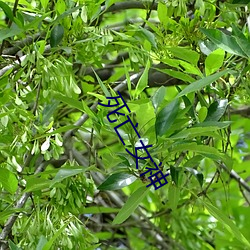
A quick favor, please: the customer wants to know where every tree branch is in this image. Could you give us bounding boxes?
[2,32,46,56]
[219,163,250,193]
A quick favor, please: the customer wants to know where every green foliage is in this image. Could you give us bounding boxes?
[1,0,250,249]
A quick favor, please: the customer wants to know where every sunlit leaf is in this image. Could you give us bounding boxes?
[134,59,151,98]
[205,49,225,75]
[0,168,18,194]
[151,86,166,112]
[98,172,137,190]
[168,47,200,65]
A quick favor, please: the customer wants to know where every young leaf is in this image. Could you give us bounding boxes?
[0,168,18,194]
[50,166,86,186]
[151,86,166,112]
[24,177,52,192]
[53,92,84,112]
[157,1,168,24]
[98,172,137,191]
[42,223,69,250]
[50,24,64,47]
[93,70,111,97]
[134,59,150,98]
[112,185,149,224]
[155,99,179,137]
[168,47,200,65]
[198,106,208,122]
[168,183,180,211]
[205,49,225,75]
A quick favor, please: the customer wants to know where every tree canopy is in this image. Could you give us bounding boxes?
[0,0,250,249]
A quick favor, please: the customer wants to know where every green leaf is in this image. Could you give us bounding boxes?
[170,165,181,186]
[168,47,200,65]
[200,28,247,58]
[203,201,250,248]
[232,0,250,4]
[93,70,111,97]
[41,101,60,125]
[156,67,195,83]
[98,172,137,191]
[0,209,23,223]
[168,183,180,210]
[178,61,203,76]
[0,2,14,21]
[184,155,203,168]
[24,177,51,192]
[50,24,64,47]
[40,0,49,9]
[155,99,179,137]
[198,106,208,122]
[0,168,18,194]
[80,206,120,214]
[170,126,220,139]
[170,143,229,165]
[185,167,204,187]
[134,59,151,98]
[0,26,23,42]
[138,27,157,48]
[42,223,69,250]
[53,92,84,112]
[205,99,228,122]
[157,1,168,24]
[234,36,250,58]
[194,121,231,129]
[51,166,86,186]
[8,241,21,250]
[151,86,166,111]
[36,235,48,250]
[176,70,231,98]
[205,49,225,75]
[112,185,149,224]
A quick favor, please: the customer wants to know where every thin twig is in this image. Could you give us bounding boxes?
[141,0,156,28]
[219,163,250,193]
[32,80,42,115]
[0,0,20,55]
